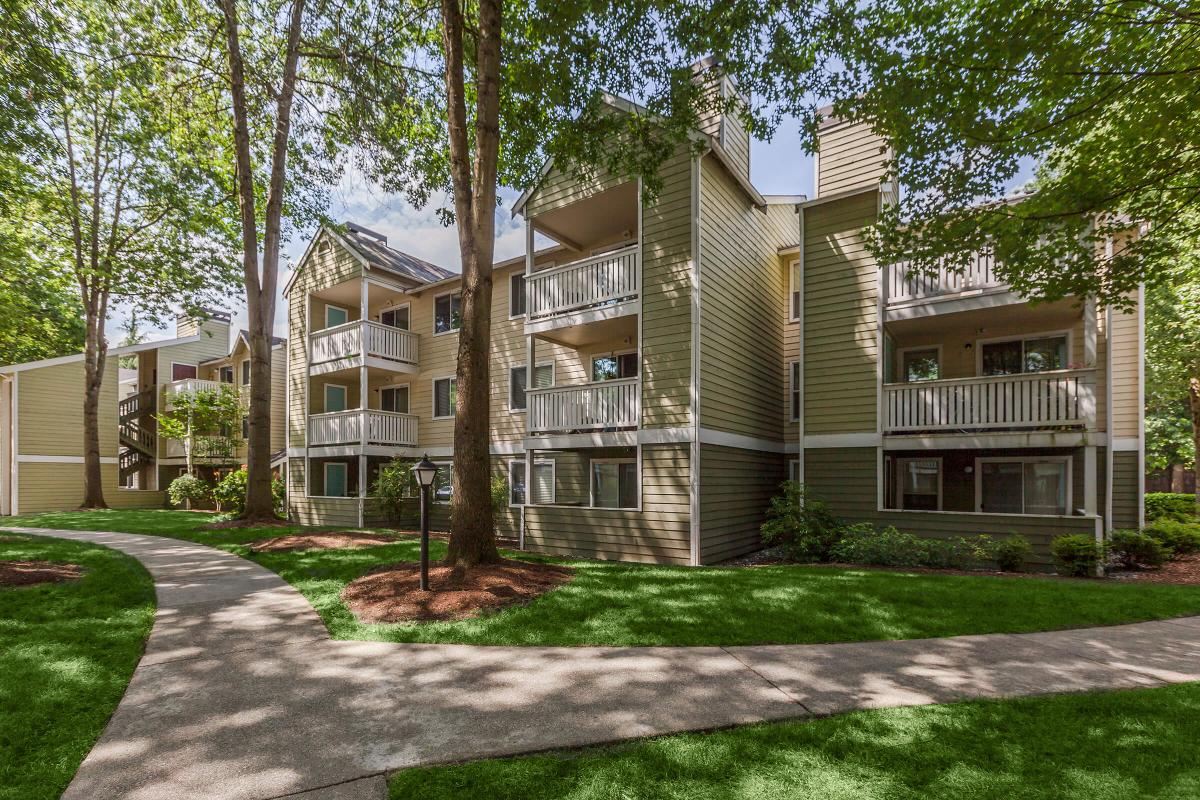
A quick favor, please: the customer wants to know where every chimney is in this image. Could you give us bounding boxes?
[814,107,892,199]
[691,57,750,184]
[176,308,231,341]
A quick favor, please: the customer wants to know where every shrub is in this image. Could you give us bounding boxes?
[829,527,982,570]
[761,482,845,562]
[1051,534,1107,577]
[1144,492,1199,522]
[990,534,1032,572]
[1143,519,1200,556]
[272,474,286,516]
[213,469,287,517]
[1110,529,1171,569]
[371,458,417,525]
[167,474,210,508]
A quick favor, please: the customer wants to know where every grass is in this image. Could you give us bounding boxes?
[8,509,1200,647]
[387,682,1200,799]
[0,533,155,800]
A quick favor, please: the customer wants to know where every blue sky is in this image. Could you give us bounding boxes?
[111,123,815,346]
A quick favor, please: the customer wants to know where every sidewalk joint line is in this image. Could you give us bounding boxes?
[720,646,813,713]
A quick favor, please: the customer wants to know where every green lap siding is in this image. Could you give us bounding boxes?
[1111,451,1141,530]
[698,444,786,564]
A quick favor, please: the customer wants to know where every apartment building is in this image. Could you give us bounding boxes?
[0,312,288,514]
[285,82,1144,566]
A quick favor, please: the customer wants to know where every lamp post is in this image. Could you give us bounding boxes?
[412,455,438,592]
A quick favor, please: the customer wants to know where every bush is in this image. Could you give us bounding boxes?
[761,482,846,562]
[829,527,983,570]
[1051,534,1107,577]
[1143,519,1200,556]
[491,474,509,515]
[1110,529,1171,569]
[213,469,287,517]
[1145,492,1198,522]
[990,534,1032,572]
[167,473,210,508]
[371,458,417,525]
[272,474,286,516]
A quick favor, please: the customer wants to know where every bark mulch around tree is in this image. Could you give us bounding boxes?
[249,533,403,552]
[204,517,293,530]
[0,560,86,588]
[341,559,575,623]
[1113,554,1200,586]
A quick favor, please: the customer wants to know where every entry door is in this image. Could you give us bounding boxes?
[324,462,348,497]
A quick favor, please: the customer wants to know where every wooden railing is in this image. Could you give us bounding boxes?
[309,320,418,367]
[163,436,240,461]
[885,249,1004,304]
[527,244,640,321]
[164,378,226,398]
[527,378,639,434]
[883,370,1096,433]
[308,409,418,447]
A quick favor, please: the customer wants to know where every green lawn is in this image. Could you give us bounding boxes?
[388,682,1200,799]
[8,509,1200,647]
[0,533,155,800]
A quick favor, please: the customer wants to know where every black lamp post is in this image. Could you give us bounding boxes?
[412,455,438,591]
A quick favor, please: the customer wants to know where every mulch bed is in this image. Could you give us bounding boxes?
[0,560,86,588]
[341,559,575,623]
[1112,554,1200,586]
[205,518,293,530]
[249,532,402,552]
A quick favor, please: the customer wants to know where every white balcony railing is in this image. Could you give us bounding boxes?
[164,378,225,398]
[308,409,418,447]
[527,244,640,321]
[163,435,240,461]
[885,249,1004,304]
[884,370,1096,433]
[527,378,639,434]
[309,320,418,367]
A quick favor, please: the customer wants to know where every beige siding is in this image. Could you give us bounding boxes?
[17,361,121,457]
[523,444,691,564]
[817,119,890,197]
[698,158,795,439]
[803,192,880,434]
[698,444,786,563]
[1108,296,1141,439]
[525,164,625,219]
[287,460,362,527]
[1111,451,1140,529]
[17,462,164,514]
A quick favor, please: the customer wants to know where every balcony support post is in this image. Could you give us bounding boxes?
[1083,445,1097,517]
[1083,296,1098,368]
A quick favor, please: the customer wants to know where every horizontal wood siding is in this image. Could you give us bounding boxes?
[523,444,691,564]
[698,444,786,563]
[817,119,889,197]
[803,192,880,434]
[525,163,624,218]
[18,361,120,456]
[1111,451,1140,529]
[17,462,164,513]
[1108,296,1141,439]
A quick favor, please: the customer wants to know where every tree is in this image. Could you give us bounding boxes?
[806,0,1200,308]
[15,1,240,508]
[0,221,84,364]
[155,385,243,477]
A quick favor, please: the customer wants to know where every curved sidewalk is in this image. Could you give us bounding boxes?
[9,526,1200,800]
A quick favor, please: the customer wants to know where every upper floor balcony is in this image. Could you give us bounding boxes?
[309,320,418,376]
[524,244,640,335]
[308,408,418,449]
[526,377,640,436]
[884,250,1023,320]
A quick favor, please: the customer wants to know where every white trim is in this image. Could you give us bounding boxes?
[804,432,882,449]
[1111,437,1139,452]
[884,431,1105,451]
[323,383,349,413]
[522,299,640,336]
[7,372,17,514]
[323,303,350,330]
[1104,281,1114,533]
[169,361,199,382]
[509,362,554,413]
[378,383,410,415]
[1137,282,1146,528]
[698,428,785,453]
[788,258,801,322]
[432,290,462,336]
[974,455,1073,515]
[796,183,878,210]
[588,456,639,509]
[788,459,800,483]
[431,375,457,419]
[0,334,204,374]
[885,288,1026,321]
[16,455,119,464]
[974,328,1073,375]
[690,158,702,566]
[795,207,805,486]
[490,441,524,456]
[882,507,1098,521]
[377,302,412,331]
[894,456,944,511]
[589,350,638,383]
[509,456,556,507]
[895,344,943,383]
[508,271,528,320]
[639,427,693,445]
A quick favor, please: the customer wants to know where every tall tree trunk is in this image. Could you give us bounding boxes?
[80,314,107,508]
[442,0,502,568]
[1189,375,1200,510]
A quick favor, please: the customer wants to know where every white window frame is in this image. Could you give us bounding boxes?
[379,383,410,414]
[788,459,800,483]
[509,362,554,412]
[433,291,462,336]
[508,457,556,506]
[894,457,944,511]
[588,457,638,509]
[322,461,349,498]
[975,329,1073,376]
[323,303,350,329]
[788,360,801,422]
[896,345,943,383]
[508,271,527,319]
[323,383,348,413]
[240,358,252,386]
[590,350,638,383]
[974,455,1073,516]
[788,259,801,322]
[432,376,457,419]
[378,302,411,331]
[432,459,453,504]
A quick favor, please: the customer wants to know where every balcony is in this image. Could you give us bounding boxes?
[525,245,640,333]
[308,409,418,448]
[163,435,240,461]
[883,369,1096,434]
[309,320,418,375]
[164,378,227,399]
[527,378,639,435]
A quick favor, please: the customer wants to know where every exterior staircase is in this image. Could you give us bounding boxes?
[118,389,156,483]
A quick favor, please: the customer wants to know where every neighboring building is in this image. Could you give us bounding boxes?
[0,312,289,514]
[284,76,1144,567]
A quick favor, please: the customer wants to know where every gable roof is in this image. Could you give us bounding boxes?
[340,223,457,284]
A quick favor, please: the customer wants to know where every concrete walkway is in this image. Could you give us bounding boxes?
[9,527,1200,800]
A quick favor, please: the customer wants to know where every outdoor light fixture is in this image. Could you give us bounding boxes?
[412,455,438,591]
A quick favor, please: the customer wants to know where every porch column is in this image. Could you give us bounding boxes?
[1083,445,1097,516]
[1083,296,1098,367]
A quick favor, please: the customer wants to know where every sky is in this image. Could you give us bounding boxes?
[107,121,816,348]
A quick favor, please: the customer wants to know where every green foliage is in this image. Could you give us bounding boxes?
[155,386,243,467]
[1145,493,1199,523]
[830,527,994,570]
[0,234,83,365]
[990,535,1032,573]
[490,474,509,515]
[166,473,210,508]
[1143,519,1200,557]
[213,469,284,517]
[761,482,846,562]
[1110,530,1171,570]
[372,458,417,525]
[1051,534,1107,577]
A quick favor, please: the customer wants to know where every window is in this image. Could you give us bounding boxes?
[509,364,553,411]
[433,377,457,418]
[323,462,348,497]
[511,459,555,505]
[978,458,1070,515]
[433,460,453,503]
[788,459,800,483]
[380,306,410,330]
[324,384,347,413]
[981,334,1068,376]
[171,363,197,381]
[380,385,409,414]
[789,361,800,421]
[895,458,942,510]
[591,352,638,382]
[591,459,637,509]
[789,260,801,321]
[510,273,526,317]
[324,304,349,328]
[241,416,249,439]
[434,292,461,334]
[219,365,234,384]
[241,359,251,385]
[901,348,940,382]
